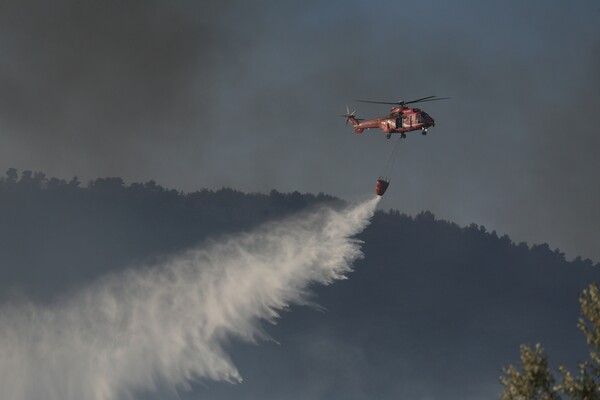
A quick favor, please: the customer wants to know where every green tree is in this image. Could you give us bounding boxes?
[500,283,600,400]
[557,283,600,400]
[500,344,559,400]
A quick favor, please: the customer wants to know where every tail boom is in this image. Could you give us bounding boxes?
[347,116,364,133]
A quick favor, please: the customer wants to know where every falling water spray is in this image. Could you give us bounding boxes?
[0,197,380,400]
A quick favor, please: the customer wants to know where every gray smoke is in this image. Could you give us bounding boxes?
[0,197,379,400]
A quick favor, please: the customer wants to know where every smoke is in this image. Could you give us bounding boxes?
[0,197,379,400]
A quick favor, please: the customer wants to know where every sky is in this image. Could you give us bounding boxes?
[0,0,599,261]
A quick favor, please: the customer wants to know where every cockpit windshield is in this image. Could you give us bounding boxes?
[415,112,433,124]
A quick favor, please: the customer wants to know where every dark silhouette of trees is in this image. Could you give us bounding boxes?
[0,168,340,298]
[5,168,17,183]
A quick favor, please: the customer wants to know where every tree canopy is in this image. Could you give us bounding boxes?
[501,283,600,400]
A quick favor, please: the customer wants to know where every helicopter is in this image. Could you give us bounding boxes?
[343,96,449,139]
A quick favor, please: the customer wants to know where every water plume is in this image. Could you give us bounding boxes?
[0,197,380,400]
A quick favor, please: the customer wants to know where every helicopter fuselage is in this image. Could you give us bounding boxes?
[349,106,435,136]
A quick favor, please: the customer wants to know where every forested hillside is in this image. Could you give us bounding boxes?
[0,169,338,298]
[0,168,597,400]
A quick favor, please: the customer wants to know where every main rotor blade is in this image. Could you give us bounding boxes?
[355,96,450,106]
[355,99,399,105]
[403,95,437,104]
[404,96,450,105]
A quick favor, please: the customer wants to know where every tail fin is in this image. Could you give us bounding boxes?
[347,116,364,133]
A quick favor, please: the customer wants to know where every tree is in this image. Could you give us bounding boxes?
[500,283,600,400]
[557,283,600,400]
[5,167,18,183]
[500,344,559,400]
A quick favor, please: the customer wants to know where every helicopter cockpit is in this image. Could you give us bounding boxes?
[417,112,433,124]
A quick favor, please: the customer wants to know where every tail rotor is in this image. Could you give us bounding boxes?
[342,105,357,125]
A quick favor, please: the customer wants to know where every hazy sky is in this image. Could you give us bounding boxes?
[1,0,598,260]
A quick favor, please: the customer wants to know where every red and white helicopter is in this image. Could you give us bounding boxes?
[344,96,449,139]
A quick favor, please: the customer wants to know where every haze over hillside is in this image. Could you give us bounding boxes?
[0,169,597,400]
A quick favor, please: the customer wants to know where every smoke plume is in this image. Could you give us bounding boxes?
[0,197,379,400]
